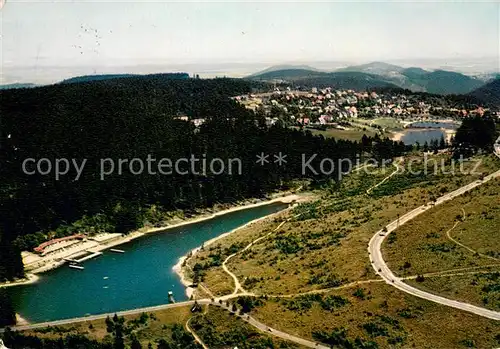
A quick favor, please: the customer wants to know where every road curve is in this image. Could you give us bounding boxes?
[369,168,500,321]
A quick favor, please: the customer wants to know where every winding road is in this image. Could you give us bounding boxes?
[368,167,500,320]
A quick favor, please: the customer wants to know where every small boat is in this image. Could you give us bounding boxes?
[69,264,84,270]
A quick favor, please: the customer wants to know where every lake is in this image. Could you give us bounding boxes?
[401,129,446,146]
[9,202,289,323]
[400,121,459,145]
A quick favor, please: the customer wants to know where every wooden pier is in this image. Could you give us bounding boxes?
[64,250,103,269]
[110,249,125,253]
[76,251,103,262]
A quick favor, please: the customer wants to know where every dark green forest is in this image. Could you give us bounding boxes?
[0,75,405,283]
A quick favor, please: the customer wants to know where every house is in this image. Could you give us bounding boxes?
[191,118,206,127]
[265,117,279,126]
[319,114,333,124]
[174,115,189,122]
[349,106,358,118]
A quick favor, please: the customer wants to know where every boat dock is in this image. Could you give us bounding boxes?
[76,251,103,262]
[64,251,103,268]
[69,264,85,270]
[110,249,125,253]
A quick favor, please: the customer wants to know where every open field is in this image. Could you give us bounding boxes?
[181,209,296,298]
[356,117,406,131]
[307,127,380,141]
[406,271,500,311]
[20,306,194,347]
[383,176,500,277]
[247,282,500,349]
[190,305,306,348]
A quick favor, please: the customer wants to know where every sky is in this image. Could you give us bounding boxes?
[0,0,499,83]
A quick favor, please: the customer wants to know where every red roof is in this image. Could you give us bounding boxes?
[34,234,85,253]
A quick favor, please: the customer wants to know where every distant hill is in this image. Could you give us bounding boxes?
[59,73,190,84]
[336,61,405,76]
[248,69,324,81]
[294,72,401,90]
[247,65,323,78]
[59,74,138,84]
[0,83,37,90]
[335,62,422,91]
[468,78,500,107]
[248,69,399,90]
[474,72,500,83]
[400,67,429,77]
[249,62,487,94]
[402,70,484,95]
[336,62,484,94]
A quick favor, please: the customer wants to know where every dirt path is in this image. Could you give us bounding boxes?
[366,160,401,195]
[445,208,500,262]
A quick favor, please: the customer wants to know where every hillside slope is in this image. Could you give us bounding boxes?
[248,69,399,90]
[468,78,500,107]
[59,73,189,84]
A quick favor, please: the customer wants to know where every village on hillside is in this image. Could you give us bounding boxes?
[233,87,498,129]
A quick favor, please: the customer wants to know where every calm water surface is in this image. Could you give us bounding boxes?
[401,130,446,145]
[9,202,288,323]
[401,121,459,145]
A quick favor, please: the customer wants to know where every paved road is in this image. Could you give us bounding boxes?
[3,298,327,349]
[368,167,500,321]
[2,300,202,333]
[217,304,329,349]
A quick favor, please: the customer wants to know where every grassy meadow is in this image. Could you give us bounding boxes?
[247,282,500,349]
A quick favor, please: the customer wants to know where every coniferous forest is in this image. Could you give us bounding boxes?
[0,75,406,282]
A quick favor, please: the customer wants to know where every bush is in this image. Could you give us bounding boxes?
[353,287,366,300]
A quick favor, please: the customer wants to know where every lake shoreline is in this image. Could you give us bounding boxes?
[173,194,306,299]
[391,128,456,144]
[0,192,301,289]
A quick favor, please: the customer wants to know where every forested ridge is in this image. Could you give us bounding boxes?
[0,75,405,282]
